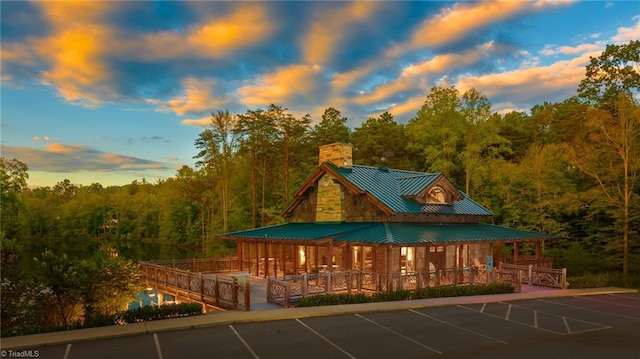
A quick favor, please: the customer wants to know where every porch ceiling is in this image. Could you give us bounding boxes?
[218,222,559,245]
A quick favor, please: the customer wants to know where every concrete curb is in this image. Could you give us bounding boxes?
[1,287,636,350]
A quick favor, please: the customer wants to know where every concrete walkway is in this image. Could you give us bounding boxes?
[1,285,636,351]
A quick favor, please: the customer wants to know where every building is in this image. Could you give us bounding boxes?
[218,143,558,287]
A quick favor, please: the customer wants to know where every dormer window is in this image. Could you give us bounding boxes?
[426,186,447,204]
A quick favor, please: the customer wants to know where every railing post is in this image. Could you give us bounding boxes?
[245,279,251,311]
[232,277,238,309]
[562,268,567,289]
[199,273,205,303]
[214,275,220,308]
[435,270,441,286]
[528,264,533,284]
[347,271,352,294]
[327,272,332,293]
[285,281,292,309]
[417,271,422,289]
[302,273,308,297]
[516,270,522,292]
[470,267,475,285]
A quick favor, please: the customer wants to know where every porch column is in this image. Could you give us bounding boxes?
[237,239,243,272]
[263,242,268,278]
[280,243,285,278]
[328,241,334,272]
[494,242,501,268]
[513,242,519,264]
[535,241,541,260]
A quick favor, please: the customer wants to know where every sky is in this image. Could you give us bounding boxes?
[1,1,639,188]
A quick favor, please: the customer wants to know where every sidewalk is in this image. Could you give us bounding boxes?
[1,286,636,350]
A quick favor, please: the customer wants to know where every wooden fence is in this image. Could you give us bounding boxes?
[139,260,250,311]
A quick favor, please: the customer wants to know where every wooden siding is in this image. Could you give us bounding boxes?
[344,191,386,222]
[289,187,317,222]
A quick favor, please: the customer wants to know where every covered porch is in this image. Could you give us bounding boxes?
[222,222,558,282]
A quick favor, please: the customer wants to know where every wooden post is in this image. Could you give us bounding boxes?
[199,272,204,303]
[285,281,292,309]
[245,279,251,311]
[280,243,285,278]
[513,242,519,264]
[232,277,238,310]
[302,272,308,297]
[214,275,220,308]
[535,241,541,261]
[263,242,268,278]
[238,239,243,272]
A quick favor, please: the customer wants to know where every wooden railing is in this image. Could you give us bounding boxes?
[143,257,240,273]
[139,261,250,311]
[498,263,567,289]
[267,267,492,307]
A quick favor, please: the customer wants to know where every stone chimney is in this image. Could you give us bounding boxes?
[318,142,352,168]
[316,143,351,222]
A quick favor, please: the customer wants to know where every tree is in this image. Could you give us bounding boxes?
[567,93,640,274]
[0,158,29,239]
[351,111,410,168]
[194,110,239,232]
[235,108,279,227]
[459,88,510,196]
[578,40,639,109]
[406,86,464,183]
[270,104,311,205]
[312,107,351,147]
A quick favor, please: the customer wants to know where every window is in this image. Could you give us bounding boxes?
[426,186,446,203]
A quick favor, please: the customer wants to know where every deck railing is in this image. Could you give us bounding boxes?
[267,267,493,307]
[498,263,567,289]
[139,260,250,311]
[143,257,240,273]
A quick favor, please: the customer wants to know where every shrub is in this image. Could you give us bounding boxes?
[295,283,515,307]
[568,272,640,289]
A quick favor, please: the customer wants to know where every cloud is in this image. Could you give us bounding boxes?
[455,51,597,112]
[612,16,640,43]
[387,1,564,57]
[151,77,227,116]
[181,116,212,128]
[136,4,274,61]
[0,144,169,173]
[302,2,381,65]
[238,64,324,106]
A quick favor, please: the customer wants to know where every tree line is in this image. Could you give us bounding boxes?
[0,40,638,334]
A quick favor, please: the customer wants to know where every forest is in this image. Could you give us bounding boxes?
[1,41,638,335]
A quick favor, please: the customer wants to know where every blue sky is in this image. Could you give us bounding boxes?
[1,1,638,188]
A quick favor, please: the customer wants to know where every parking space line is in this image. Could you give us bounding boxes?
[409,309,507,344]
[480,303,486,313]
[608,293,640,301]
[296,319,357,359]
[534,311,538,328]
[229,324,260,359]
[458,304,564,335]
[505,304,512,320]
[562,317,571,334]
[63,343,72,359]
[153,333,164,359]
[355,313,442,354]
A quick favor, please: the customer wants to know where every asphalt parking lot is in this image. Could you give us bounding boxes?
[17,292,638,359]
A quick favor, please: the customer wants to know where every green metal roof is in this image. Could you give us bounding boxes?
[328,163,493,216]
[219,222,557,244]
